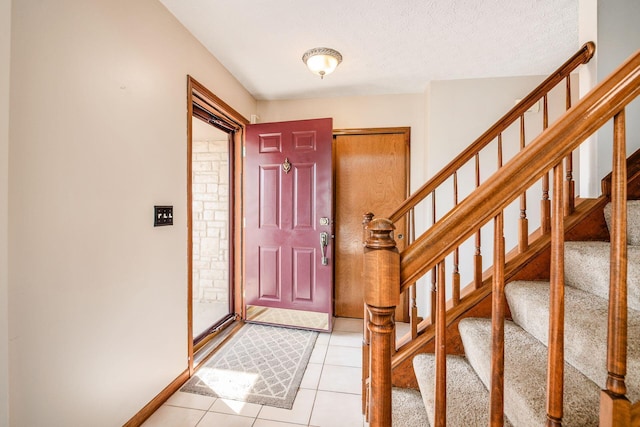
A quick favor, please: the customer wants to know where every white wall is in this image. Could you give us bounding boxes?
[8,0,255,426]
[0,0,10,425]
[579,0,640,196]
[257,93,427,197]
[595,0,640,184]
[578,0,599,197]
[422,75,574,312]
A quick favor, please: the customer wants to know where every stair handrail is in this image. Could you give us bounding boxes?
[388,41,595,225]
[364,46,640,427]
[399,48,640,290]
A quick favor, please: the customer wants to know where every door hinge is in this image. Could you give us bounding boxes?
[242,145,246,157]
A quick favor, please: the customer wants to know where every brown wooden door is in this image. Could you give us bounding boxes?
[245,118,334,331]
[334,128,410,319]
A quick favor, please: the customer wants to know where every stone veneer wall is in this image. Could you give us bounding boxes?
[192,138,229,305]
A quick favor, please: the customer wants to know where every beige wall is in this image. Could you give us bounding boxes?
[595,0,640,186]
[419,74,575,314]
[0,0,10,425]
[8,0,255,425]
[579,0,640,197]
[426,75,574,174]
[578,0,599,197]
[257,93,427,196]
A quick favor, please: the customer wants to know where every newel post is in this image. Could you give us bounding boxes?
[364,218,400,427]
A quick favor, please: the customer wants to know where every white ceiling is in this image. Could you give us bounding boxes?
[159,0,579,101]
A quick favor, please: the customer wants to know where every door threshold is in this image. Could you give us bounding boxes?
[245,305,332,332]
[193,318,243,369]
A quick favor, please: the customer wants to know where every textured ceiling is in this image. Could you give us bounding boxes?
[159,0,579,101]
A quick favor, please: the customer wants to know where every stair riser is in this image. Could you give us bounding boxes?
[564,242,640,311]
[413,354,511,426]
[459,318,600,427]
[506,280,640,402]
[603,200,640,246]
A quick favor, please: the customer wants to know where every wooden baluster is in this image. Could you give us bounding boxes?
[490,138,506,424]
[452,171,460,306]
[364,218,399,427]
[541,95,551,234]
[474,153,483,289]
[434,261,447,427]
[564,76,576,215]
[542,172,551,233]
[490,211,505,426]
[600,109,631,427]
[565,74,572,108]
[547,161,565,426]
[473,230,482,289]
[474,233,482,290]
[519,115,529,252]
[410,284,418,339]
[430,270,437,324]
[409,206,415,244]
[430,192,437,324]
[409,208,419,339]
[361,212,374,418]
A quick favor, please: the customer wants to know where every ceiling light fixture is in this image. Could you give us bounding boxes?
[302,47,343,79]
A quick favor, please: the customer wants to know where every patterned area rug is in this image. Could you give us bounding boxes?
[181,323,318,409]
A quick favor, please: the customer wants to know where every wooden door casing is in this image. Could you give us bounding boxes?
[334,128,410,319]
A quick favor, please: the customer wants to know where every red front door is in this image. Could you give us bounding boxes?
[245,118,334,331]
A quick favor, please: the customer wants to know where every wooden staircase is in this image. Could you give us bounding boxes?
[362,42,640,426]
[413,200,640,425]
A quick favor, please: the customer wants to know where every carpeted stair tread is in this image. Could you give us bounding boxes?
[604,200,640,246]
[459,318,600,426]
[506,280,640,402]
[564,241,640,311]
[392,387,430,427]
[413,353,512,426]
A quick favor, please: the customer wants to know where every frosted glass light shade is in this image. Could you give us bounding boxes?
[302,48,343,79]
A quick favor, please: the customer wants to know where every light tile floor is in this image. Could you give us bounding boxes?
[142,317,367,427]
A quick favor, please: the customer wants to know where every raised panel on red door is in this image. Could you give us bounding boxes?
[245,118,333,331]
